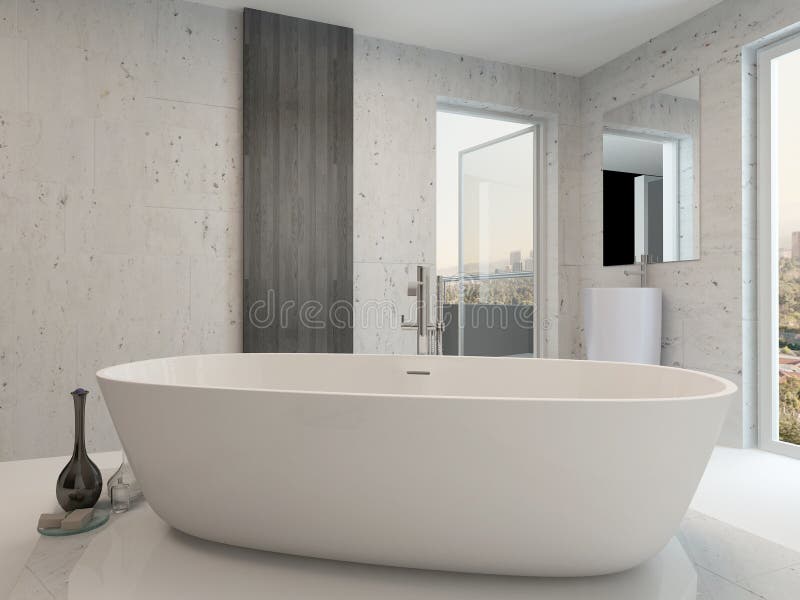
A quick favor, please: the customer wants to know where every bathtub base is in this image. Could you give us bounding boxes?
[68,504,697,600]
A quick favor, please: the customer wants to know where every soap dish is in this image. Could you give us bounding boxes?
[38,508,110,536]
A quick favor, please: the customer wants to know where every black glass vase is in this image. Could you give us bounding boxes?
[56,388,103,511]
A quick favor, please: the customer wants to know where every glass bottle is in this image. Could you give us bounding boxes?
[107,449,143,511]
[56,388,103,511]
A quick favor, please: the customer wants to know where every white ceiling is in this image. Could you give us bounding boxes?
[207,0,724,76]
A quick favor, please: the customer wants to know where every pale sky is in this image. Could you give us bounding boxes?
[435,111,531,275]
[776,48,800,250]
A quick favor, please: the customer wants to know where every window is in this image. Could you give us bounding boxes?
[758,34,800,459]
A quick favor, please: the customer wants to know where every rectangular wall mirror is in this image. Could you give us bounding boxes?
[602,76,700,266]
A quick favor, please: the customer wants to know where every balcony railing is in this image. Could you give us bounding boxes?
[440,271,535,306]
[439,271,535,283]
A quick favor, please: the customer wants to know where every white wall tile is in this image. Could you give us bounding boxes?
[353,261,422,356]
[189,255,241,327]
[143,122,241,196]
[17,112,93,187]
[0,0,243,460]
[12,182,68,256]
[0,36,26,112]
[141,206,240,259]
[17,0,157,54]
[138,96,241,134]
[556,75,580,127]
[84,0,158,55]
[186,255,242,355]
[661,317,684,368]
[65,188,141,256]
[156,0,241,73]
[72,254,193,454]
[0,0,16,35]
[558,125,581,269]
[0,253,16,459]
[354,205,432,265]
[0,110,34,184]
[94,118,148,190]
[17,0,92,49]
[28,43,152,120]
[28,44,94,117]
[151,61,242,109]
[10,252,77,459]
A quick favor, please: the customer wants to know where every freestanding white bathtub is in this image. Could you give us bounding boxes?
[97,353,735,577]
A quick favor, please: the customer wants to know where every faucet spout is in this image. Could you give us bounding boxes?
[401,266,445,355]
[402,266,430,354]
[623,254,649,287]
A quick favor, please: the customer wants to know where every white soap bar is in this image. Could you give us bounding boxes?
[38,512,66,529]
[61,508,93,530]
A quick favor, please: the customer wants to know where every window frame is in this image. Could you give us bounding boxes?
[757,33,800,460]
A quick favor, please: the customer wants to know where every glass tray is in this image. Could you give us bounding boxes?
[38,508,110,536]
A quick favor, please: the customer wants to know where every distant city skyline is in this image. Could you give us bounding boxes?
[452,250,535,275]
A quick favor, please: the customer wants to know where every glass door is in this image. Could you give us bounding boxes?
[457,126,538,357]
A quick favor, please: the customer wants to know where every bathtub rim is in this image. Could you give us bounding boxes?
[96,353,738,404]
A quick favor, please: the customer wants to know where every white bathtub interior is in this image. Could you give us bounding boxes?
[100,353,732,400]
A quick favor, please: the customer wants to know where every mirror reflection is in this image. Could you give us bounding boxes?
[602,76,700,266]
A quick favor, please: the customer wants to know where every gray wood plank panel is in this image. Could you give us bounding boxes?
[243,9,353,353]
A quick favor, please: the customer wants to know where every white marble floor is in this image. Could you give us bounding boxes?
[10,505,800,600]
[692,447,800,553]
[59,505,700,600]
[5,447,800,600]
[0,452,121,600]
[680,511,800,599]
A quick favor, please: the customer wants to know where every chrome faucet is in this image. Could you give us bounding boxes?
[401,266,444,355]
[624,254,650,287]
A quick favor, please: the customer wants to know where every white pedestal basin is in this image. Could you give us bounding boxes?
[583,287,662,365]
